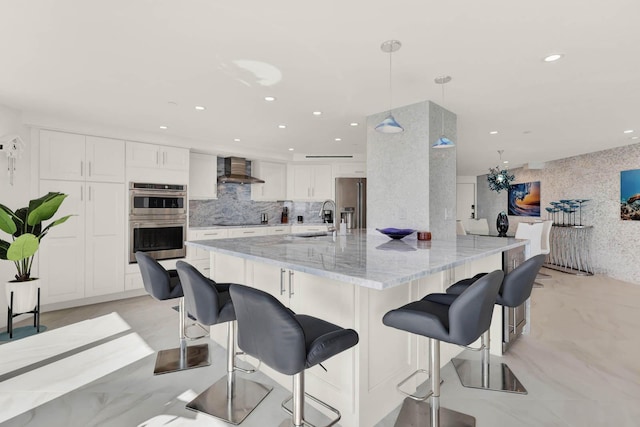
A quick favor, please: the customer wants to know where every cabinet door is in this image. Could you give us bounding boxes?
[189,153,217,199]
[291,165,312,200]
[334,162,366,178]
[250,261,290,306]
[85,182,125,297]
[38,180,86,303]
[252,161,287,201]
[311,164,333,199]
[268,226,291,235]
[187,229,228,260]
[161,146,189,171]
[226,227,268,238]
[40,130,86,181]
[126,141,160,169]
[86,136,125,183]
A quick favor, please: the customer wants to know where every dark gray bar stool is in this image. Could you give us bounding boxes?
[229,283,359,427]
[135,252,209,375]
[176,261,272,425]
[430,253,546,394]
[383,270,504,427]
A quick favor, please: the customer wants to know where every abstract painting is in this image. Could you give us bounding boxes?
[508,181,541,217]
[621,169,640,221]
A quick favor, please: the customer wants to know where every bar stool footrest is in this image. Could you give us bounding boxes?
[281,391,341,427]
[396,369,444,401]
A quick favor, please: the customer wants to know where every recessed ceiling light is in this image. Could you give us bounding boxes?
[195,106,206,111]
[159,125,168,130]
[312,111,322,116]
[350,122,359,127]
[623,129,634,134]
[264,96,276,102]
[631,136,639,140]
[543,53,564,62]
[278,124,287,129]
[489,131,498,135]
[335,138,342,142]
[233,138,240,142]
[503,160,509,164]
[288,148,294,151]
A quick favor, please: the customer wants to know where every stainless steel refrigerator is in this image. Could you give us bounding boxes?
[335,177,366,229]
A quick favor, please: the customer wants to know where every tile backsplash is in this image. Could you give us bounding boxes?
[189,158,326,226]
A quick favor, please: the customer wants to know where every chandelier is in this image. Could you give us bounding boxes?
[487,150,515,193]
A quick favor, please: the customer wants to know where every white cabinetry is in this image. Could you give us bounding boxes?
[38,130,126,304]
[268,225,291,235]
[334,162,366,178]
[290,225,328,234]
[40,130,125,183]
[226,227,269,238]
[126,142,189,171]
[187,228,229,276]
[290,164,332,201]
[251,161,287,201]
[39,180,125,303]
[189,153,218,200]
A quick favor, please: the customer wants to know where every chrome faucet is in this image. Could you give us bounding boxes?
[318,199,336,232]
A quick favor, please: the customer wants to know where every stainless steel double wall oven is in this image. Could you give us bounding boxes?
[129,182,187,263]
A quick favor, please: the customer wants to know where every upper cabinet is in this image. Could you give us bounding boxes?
[126,141,189,171]
[40,130,125,183]
[251,160,287,201]
[334,162,366,178]
[290,164,332,201]
[189,152,218,200]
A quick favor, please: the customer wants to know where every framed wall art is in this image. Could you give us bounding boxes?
[508,181,541,217]
[621,169,640,221]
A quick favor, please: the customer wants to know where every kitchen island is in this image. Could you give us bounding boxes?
[186,232,527,426]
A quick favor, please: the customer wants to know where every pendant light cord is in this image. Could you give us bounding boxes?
[388,49,393,114]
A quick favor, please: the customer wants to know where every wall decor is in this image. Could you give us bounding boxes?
[508,181,541,217]
[620,169,640,221]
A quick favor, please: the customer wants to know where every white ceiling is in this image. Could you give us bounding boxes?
[1,0,639,176]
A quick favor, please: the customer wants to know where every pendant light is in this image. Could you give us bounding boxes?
[487,150,515,193]
[375,40,404,134]
[432,76,455,148]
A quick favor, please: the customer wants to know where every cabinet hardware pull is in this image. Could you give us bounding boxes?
[280,269,286,295]
[88,161,92,177]
[80,186,83,201]
[88,185,92,201]
[289,270,295,297]
[156,151,159,165]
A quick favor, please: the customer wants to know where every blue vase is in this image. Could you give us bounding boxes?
[496,212,509,237]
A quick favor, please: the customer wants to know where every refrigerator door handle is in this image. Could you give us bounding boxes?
[357,181,363,229]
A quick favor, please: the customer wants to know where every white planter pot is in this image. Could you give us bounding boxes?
[5,279,40,314]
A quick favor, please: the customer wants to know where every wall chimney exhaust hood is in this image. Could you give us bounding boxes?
[217,157,265,184]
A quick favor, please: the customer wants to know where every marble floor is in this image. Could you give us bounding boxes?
[2,270,640,427]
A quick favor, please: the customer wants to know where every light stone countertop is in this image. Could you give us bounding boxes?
[186,231,527,290]
[189,223,328,230]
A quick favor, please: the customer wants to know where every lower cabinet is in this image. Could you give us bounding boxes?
[187,228,229,277]
[39,180,125,303]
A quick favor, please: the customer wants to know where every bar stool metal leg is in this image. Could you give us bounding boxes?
[186,321,273,425]
[153,297,209,375]
[394,339,476,427]
[451,329,527,394]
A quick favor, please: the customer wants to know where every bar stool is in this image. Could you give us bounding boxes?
[176,261,272,425]
[438,254,546,394]
[383,270,503,427]
[135,252,209,375]
[229,283,359,427]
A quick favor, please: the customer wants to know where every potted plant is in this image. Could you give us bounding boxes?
[0,192,72,313]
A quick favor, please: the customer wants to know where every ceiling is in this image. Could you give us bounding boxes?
[1,0,639,176]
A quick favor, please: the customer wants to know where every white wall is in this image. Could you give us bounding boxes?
[0,104,31,327]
